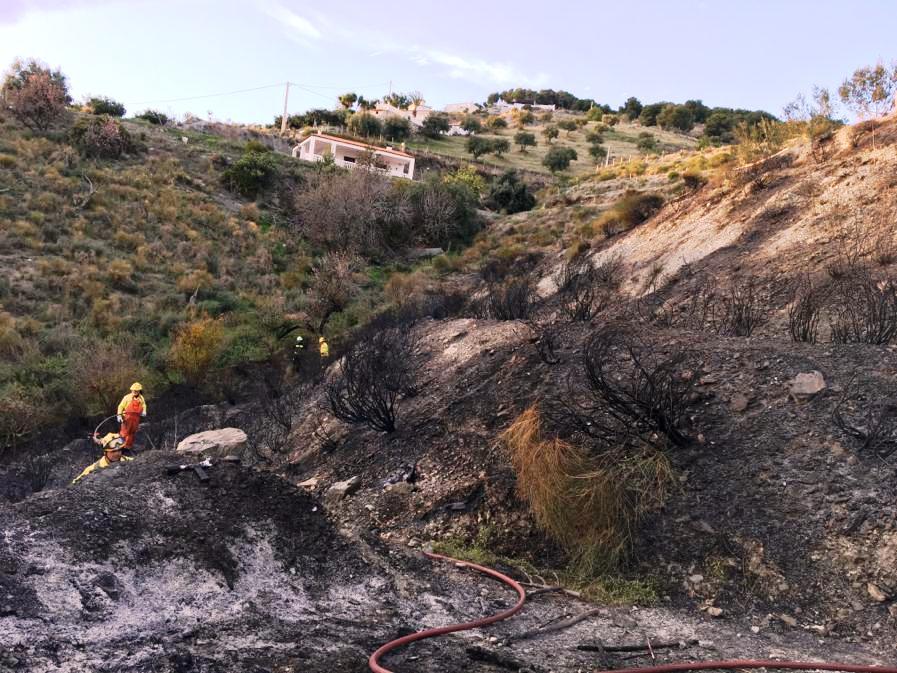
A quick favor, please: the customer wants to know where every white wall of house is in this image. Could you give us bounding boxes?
[444,102,478,114]
[292,135,415,179]
[371,102,433,127]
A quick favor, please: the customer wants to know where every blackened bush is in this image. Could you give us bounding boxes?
[86,96,125,117]
[70,115,136,158]
[832,376,897,459]
[712,277,767,337]
[480,252,543,284]
[558,327,696,448]
[223,151,277,199]
[475,277,536,320]
[135,109,169,125]
[556,254,621,321]
[484,170,536,214]
[789,276,823,343]
[23,452,53,493]
[829,273,897,345]
[326,328,418,432]
[682,172,706,190]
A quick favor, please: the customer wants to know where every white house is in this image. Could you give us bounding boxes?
[444,102,479,114]
[489,99,556,113]
[291,132,415,180]
[446,123,470,136]
[371,101,433,127]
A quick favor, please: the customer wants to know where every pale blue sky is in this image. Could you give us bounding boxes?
[1,0,895,123]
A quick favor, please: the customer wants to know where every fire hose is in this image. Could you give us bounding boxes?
[368,553,897,673]
[368,551,526,673]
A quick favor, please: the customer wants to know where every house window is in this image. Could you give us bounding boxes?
[403,163,409,174]
[343,156,356,164]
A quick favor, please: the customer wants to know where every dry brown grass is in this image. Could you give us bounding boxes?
[502,405,673,573]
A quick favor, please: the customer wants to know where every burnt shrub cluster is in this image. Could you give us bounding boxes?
[326,327,418,433]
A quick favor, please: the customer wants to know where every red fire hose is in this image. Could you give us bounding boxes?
[368,553,897,673]
[601,662,897,673]
[368,550,526,673]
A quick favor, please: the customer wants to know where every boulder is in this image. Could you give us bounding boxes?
[325,476,361,507]
[176,428,247,458]
[788,371,826,399]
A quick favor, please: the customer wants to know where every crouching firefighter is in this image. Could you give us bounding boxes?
[117,382,147,449]
[72,433,134,484]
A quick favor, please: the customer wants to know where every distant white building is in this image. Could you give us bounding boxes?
[489,99,556,114]
[446,123,470,136]
[291,132,415,180]
[444,102,479,114]
[371,101,433,127]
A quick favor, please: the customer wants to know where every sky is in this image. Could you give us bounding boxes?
[1,0,895,124]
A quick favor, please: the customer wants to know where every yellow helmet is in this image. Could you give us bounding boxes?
[100,433,124,451]
[319,336,326,343]
[130,382,143,392]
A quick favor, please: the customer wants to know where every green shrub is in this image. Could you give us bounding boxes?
[461,115,483,134]
[542,145,577,173]
[382,115,411,141]
[595,190,664,236]
[466,135,493,158]
[588,143,608,161]
[420,113,450,138]
[514,131,536,152]
[70,115,136,158]
[348,112,382,138]
[222,151,277,198]
[244,139,271,154]
[135,109,169,125]
[484,170,535,214]
[86,96,125,117]
[636,132,657,151]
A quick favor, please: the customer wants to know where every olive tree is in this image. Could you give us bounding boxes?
[514,131,536,152]
[543,145,577,173]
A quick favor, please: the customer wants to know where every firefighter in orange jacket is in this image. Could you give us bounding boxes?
[117,382,147,449]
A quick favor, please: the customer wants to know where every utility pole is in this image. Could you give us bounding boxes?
[280,81,290,135]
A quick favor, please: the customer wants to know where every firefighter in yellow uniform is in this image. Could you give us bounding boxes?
[319,336,329,359]
[117,382,147,449]
[72,433,134,484]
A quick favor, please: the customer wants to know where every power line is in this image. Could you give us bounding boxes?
[132,79,393,111]
[133,82,286,105]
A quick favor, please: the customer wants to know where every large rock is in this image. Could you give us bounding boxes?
[176,427,247,458]
[788,371,826,399]
[324,476,361,508]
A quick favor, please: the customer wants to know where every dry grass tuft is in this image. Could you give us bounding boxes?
[502,405,673,573]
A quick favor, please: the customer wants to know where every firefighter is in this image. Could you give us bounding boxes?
[319,336,329,359]
[72,433,134,484]
[117,382,147,449]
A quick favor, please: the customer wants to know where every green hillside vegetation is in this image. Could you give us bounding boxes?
[407,114,699,176]
[0,61,489,452]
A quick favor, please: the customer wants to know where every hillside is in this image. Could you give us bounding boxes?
[4,86,897,671]
[406,114,699,177]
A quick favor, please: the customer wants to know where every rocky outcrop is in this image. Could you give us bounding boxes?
[176,427,247,458]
